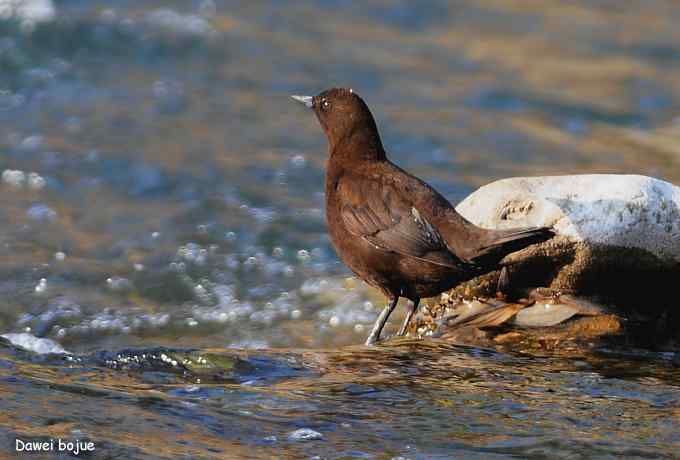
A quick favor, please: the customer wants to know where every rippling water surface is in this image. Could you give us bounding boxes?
[1,1,680,458]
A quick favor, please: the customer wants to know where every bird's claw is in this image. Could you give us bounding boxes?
[364,333,380,346]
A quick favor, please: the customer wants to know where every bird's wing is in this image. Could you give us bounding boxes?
[338,176,470,269]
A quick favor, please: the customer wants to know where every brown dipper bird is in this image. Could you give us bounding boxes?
[292,88,553,345]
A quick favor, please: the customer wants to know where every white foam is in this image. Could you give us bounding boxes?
[2,332,67,354]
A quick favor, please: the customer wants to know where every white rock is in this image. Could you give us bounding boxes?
[456,175,680,262]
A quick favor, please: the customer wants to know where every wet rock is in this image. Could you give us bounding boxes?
[425,296,624,353]
[430,291,620,348]
[422,175,680,349]
[451,175,680,311]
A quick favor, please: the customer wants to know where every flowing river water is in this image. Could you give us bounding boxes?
[1,1,679,458]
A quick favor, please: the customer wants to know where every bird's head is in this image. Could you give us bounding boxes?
[292,88,385,160]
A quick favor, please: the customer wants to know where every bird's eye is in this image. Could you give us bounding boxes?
[321,99,330,110]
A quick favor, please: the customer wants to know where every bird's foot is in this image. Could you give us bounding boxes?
[397,298,421,337]
[496,266,510,298]
[364,297,399,346]
[364,333,381,346]
[366,333,402,346]
[365,316,385,346]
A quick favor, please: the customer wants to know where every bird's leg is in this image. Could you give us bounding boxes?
[496,266,510,298]
[365,297,399,346]
[397,298,420,337]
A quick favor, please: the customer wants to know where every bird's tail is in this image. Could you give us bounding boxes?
[471,226,554,266]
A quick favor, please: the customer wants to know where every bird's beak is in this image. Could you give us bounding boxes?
[291,95,313,108]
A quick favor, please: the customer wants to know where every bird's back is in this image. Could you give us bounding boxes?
[327,158,552,271]
[324,158,483,298]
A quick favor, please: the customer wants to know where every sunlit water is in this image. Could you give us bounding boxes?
[1,1,680,458]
